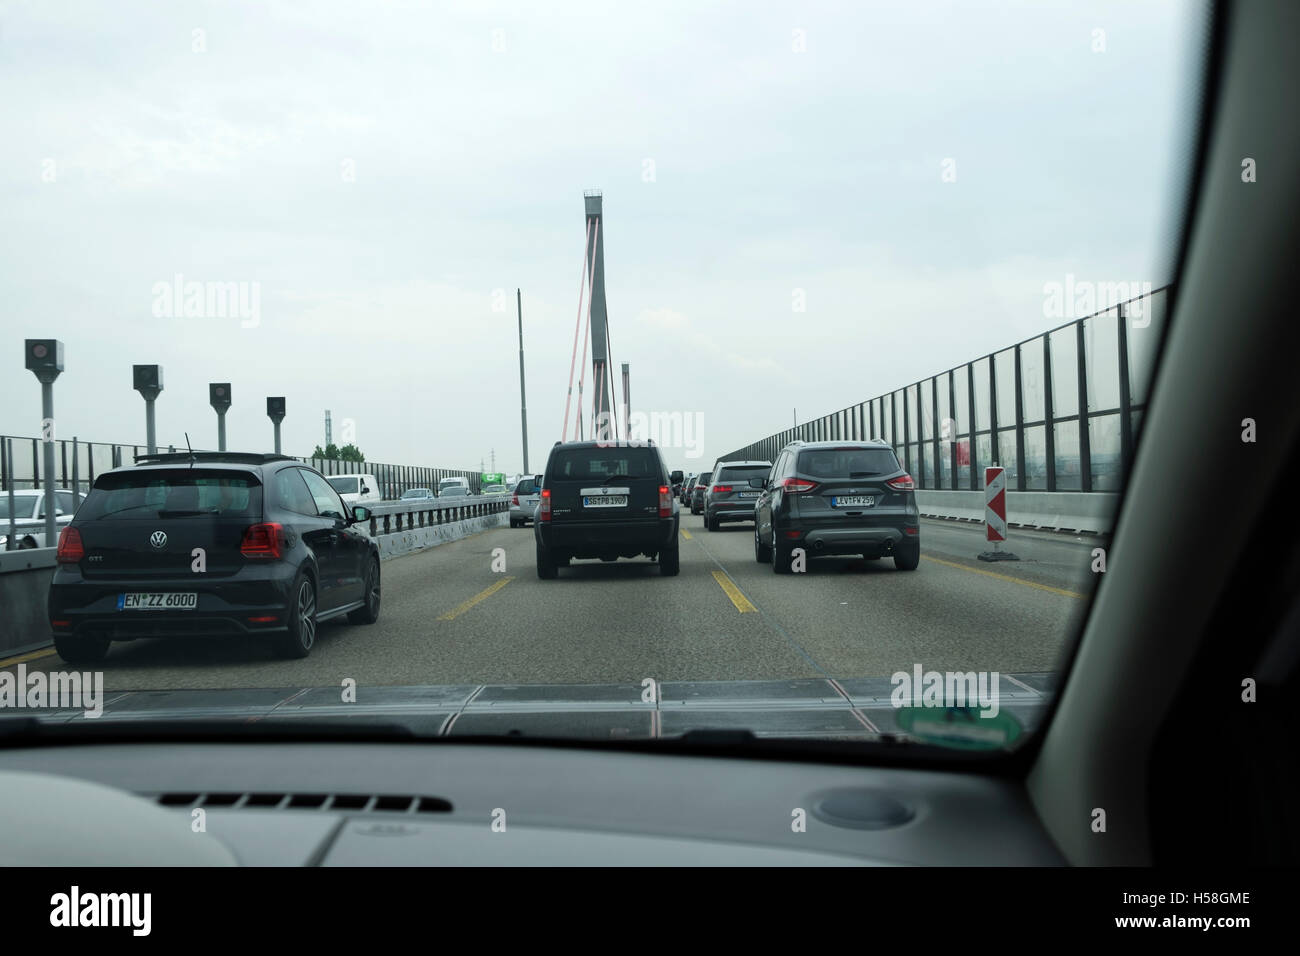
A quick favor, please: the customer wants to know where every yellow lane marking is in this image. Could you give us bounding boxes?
[0,647,59,668]
[680,529,693,540]
[921,555,1085,600]
[711,570,757,613]
[436,576,514,621]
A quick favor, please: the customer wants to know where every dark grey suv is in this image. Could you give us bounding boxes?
[702,461,771,531]
[753,440,920,572]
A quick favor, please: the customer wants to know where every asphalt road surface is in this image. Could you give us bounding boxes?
[12,517,1102,692]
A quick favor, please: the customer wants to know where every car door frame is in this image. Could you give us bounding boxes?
[756,451,786,541]
[286,468,348,613]
[300,468,368,610]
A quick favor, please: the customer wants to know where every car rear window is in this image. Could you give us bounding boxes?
[716,465,770,482]
[549,448,661,481]
[514,479,538,494]
[796,447,900,478]
[78,470,262,519]
[327,476,359,495]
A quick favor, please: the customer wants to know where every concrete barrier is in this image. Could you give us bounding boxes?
[376,510,508,559]
[0,508,509,660]
[915,489,1118,535]
[0,548,57,658]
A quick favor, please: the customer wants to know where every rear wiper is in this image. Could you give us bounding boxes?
[158,508,220,517]
[596,474,635,482]
[92,504,157,518]
[849,471,881,478]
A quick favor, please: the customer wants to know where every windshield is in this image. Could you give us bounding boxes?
[76,471,261,519]
[0,1,1207,762]
[549,448,661,481]
[796,448,900,477]
[715,465,770,483]
[327,477,359,495]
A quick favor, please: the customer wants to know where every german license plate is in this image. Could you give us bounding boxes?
[118,592,198,611]
[583,495,627,508]
[832,496,875,507]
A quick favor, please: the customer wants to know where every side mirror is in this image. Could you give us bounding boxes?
[55,508,66,516]
[755,477,768,489]
[350,506,370,523]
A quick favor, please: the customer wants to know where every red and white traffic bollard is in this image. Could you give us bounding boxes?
[979,466,1019,562]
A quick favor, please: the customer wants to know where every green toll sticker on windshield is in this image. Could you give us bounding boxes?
[894,706,1022,750]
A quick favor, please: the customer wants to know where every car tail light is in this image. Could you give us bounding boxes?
[711,485,733,494]
[658,485,672,517]
[539,488,552,522]
[777,477,817,493]
[886,474,916,491]
[56,527,84,563]
[512,493,520,505]
[241,522,284,559]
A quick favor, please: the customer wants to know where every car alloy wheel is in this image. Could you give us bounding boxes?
[297,579,316,649]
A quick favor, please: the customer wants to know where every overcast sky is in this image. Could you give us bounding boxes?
[1,0,1206,474]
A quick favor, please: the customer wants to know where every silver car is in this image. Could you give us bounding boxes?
[509,476,542,527]
[1,488,80,549]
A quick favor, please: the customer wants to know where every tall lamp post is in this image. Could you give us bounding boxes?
[133,365,164,455]
[210,383,232,451]
[25,339,64,547]
[266,397,286,454]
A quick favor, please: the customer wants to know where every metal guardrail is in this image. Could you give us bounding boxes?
[360,496,510,536]
[0,435,490,506]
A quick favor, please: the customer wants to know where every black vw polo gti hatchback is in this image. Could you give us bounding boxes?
[48,452,381,663]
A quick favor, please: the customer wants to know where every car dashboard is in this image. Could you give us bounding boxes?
[0,740,1063,865]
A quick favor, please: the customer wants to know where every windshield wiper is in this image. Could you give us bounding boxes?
[0,714,415,741]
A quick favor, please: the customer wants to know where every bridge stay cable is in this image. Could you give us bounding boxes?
[560,218,594,442]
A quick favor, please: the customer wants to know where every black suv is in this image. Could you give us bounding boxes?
[47,453,381,663]
[703,460,772,531]
[753,440,920,572]
[534,440,680,578]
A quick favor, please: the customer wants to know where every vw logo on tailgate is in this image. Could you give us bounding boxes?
[149,531,168,550]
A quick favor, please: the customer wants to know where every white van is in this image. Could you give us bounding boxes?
[327,473,382,505]
[437,476,470,497]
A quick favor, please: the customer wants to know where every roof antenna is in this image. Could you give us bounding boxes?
[185,432,195,468]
